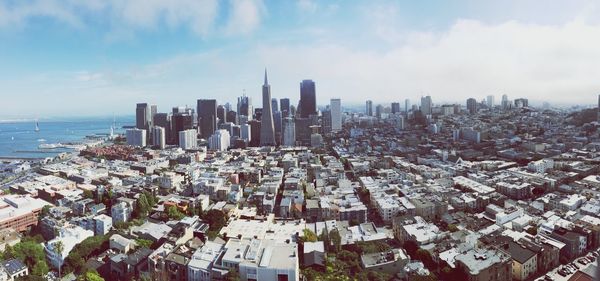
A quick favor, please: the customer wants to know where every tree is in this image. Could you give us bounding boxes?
[203,210,226,230]
[167,206,185,220]
[79,269,105,281]
[135,239,153,249]
[54,241,64,279]
[31,260,49,276]
[136,194,150,218]
[526,226,538,236]
[302,229,318,242]
[83,190,94,199]
[10,240,48,277]
[329,229,341,253]
[447,224,459,232]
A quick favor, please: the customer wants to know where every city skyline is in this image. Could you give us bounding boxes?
[2,0,600,118]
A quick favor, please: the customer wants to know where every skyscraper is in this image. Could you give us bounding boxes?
[280,98,290,117]
[299,80,317,118]
[283,117,296,147]
[136,103,150,130]
[322,107,332,134]
[260,69,276,146]
[598,94,600,122]
[486,95,495,108]
[366,100,373,116]
[391,102,401,114]
[126,128,146,147]
[217,105,226,124]
[330,98,342,132]
[404,99,411,114]
[197,99,217,139]
[237,94,253,121]
[467,98,477,114]
[271,98,279,113]
[421,96,432,115]
[151,126,166,149]
[179,129,197,150]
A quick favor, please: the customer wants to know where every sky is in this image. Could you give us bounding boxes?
[1,0,600,118]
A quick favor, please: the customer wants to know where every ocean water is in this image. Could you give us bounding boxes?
[0,116,133,159]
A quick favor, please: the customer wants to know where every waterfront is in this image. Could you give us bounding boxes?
[0,117,132,159]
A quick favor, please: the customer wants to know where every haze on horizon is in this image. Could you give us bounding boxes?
[1,0,600,118]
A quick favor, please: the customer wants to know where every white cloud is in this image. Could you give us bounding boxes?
[223,0,265,35]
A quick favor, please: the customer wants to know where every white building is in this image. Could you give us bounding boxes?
[111,202,132,225]
[208,129,230,151]
[45,225,94,269]
[330,98,342,132]
[93,214,112,235]
[126,128,146,147]
[179,129,198,150]
[527,159,554,173]
[283,118,295,147]
[151,126,166,149]
[486,95,495,108]
[187,241,225,281]
[221,239,299,281]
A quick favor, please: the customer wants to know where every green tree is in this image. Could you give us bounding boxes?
[31,260,49,276]
[80,269,105,281]
[135,239,153,249]
[136,194,150,218]
[167,206,185,220]
[447,224,459,232]
[203,209,226,230]
[329,229,341,253]
[10,240,48,277]
[302,229,318,242]
[54,241,64,279]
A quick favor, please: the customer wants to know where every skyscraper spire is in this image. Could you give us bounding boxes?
[264,68,268,85]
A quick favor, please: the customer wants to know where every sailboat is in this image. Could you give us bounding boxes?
[34,120,40,132]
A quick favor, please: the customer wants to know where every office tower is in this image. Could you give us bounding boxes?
[271,98,279,113]
[232,124,241,138]
[126,128,146,147]
[330,98,342,132]
[237,94,253,121]
[136,103,150,130]
[467,98,477,114]
[238,115,249,126]
[260,69,276,146]
[171,113,194,145]
[217,105,226,124]
[299,79,317,118]
[420,96,432,115]
[404,99,411,113]
[486,95,495,108]
[197,99,217,139]
[219,122,235,137]
[248,120,261,147]
[273,111,282,145]
[227,111,237,125]
[208,129,230,151]
[254,108,263,121]
[598,94,600,122]
[153,113,172,144]
[501,94,511,110]
[150,105,157,126]
[283,117,296,146]
[366,100,373,116]
[280,98,290,117]
[151,126,166,149]
[391,102,401,114]
[375,104,384,118]
[322,106,332,134]
[178,129,197,150]
[514,98,529,108]
[241,123,251,142]
[295,117,312,145]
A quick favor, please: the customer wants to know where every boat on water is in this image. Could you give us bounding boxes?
[34,120,40,132]
[37,138,47,142]
[39,143,65,149]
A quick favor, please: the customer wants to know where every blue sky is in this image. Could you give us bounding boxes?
[1,0,600,118]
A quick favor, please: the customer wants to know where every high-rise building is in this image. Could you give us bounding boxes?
[171,113,194,145]
[241,123,251,142]
[273,111,282,145]
[237,94,253,121]
[260,69,277,146]
[330,98,342,132]
[366,100,373,116]
[598,94,600,122]
[151,126,166,149]
[295,117,312,146]
[248,120,261,147]
[280,98,290,117]
[283,117,296,146]
[501,94,511,110]
[178,129,197,150]
[514,98,529,108]
[217,105,226,124]
[404,99,411,114]
[227,110,237,125]
[153,113,172,144]
[486,95,495,108]
[299,80,317,118]
[126,128,146,147]
[420,96,432,115]
[467,98,478,114]
[136,103,150,130]
[208,129,230,151]
[197,99,217,139]
[322,107,332,134]
[391,102,401,114]
[271,98,279,113]
[375,104,384,118]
